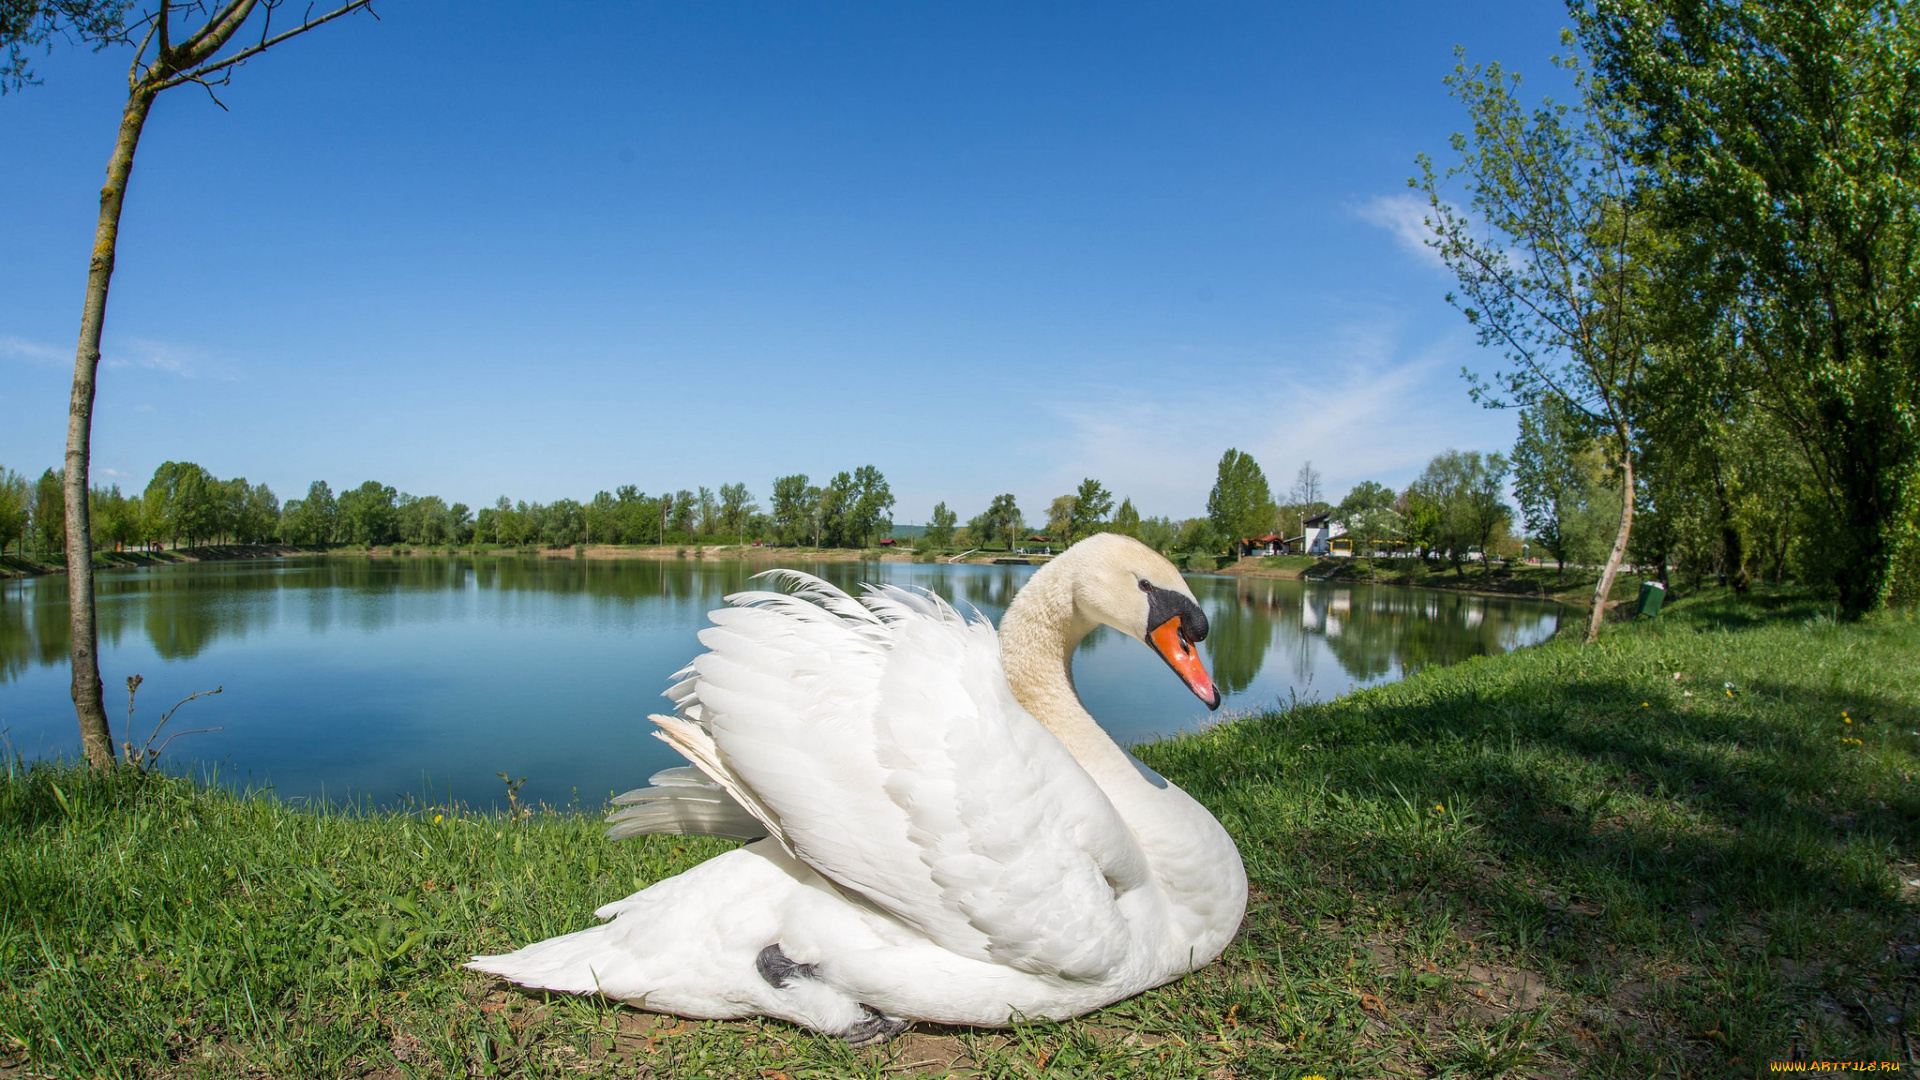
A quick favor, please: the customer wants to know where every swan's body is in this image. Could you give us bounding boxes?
[468,534,1247,1040]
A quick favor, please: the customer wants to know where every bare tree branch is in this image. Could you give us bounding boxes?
[157,0,371,90]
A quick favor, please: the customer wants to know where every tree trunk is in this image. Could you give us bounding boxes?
[1711,460,1748,593]
[65,89,157,771]
[1586,445,1635,644]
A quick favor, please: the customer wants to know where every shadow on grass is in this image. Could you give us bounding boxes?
[1143,597,1920,1076]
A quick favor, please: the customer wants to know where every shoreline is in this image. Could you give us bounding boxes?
[4,544,1621,609]
[0,542,930,581]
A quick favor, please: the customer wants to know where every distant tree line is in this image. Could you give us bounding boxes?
[0,462,911,556]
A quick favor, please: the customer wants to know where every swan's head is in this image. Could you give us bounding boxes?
[1058,533,1220,710]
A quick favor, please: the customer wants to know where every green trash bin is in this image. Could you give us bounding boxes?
[1637,580,1666,617]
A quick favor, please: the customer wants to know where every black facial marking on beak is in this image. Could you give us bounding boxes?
[1143,584,1219,710]
[1145,584,1208,643]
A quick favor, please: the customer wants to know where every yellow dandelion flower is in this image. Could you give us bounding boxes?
[434,814,444,823]
[1642,702,1650,707]
[1844,716,1853,724]
[1434,804,1445,813]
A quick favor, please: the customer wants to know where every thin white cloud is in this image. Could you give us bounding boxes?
[1354,193,1447,269]
[102,337,237,380]
[1032,315,1512,518]
[0,335,66,365]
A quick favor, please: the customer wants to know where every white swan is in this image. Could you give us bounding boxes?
[467,533,1247,1043]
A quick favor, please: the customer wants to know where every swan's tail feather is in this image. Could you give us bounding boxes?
[467,922,628,999]
[606,766,768,842]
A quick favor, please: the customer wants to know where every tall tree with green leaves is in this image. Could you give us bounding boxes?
[337,480,398,545]
[924,501,957,548]
[0,467,29,556]
[32,469,65,557]
[6,0,376,768]
[769,474,817,547]
[1206,449,1274,550]
[978,494,1023,551]
[1045,495,1075,544]
[1335,480,1400,574]
[1410,450,1511,579]
[1070,478,1113,543]
[1511,396,1616,580]
[717,483,755,543]
[1111,497,1140,538]
[847,465,895,548]
[1578,0,1920,615]
[1418,41,1654,640]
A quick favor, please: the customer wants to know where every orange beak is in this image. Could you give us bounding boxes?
[1149,615,1220,710]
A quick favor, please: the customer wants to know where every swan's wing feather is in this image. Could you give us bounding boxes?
[665,574,1145,979]
[869,612,1149,978]
[603,765,770,842]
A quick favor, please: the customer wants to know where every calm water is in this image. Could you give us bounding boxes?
[0,556,1559,808]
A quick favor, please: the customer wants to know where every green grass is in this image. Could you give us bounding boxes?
[3,588,1915,1077]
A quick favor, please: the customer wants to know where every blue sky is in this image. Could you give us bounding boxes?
[2,2,1575,524]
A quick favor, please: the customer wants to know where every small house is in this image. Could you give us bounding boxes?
[1297,512,1347,556]
[1238,533,1288,557]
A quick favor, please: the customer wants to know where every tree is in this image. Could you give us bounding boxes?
[337,480,398,545]
[143,460,217,547]
[32,469,65,557]
[1206,449,1273,550]
[1418,41,1654,641]
[1070,478,1113,543]
[0,467,29,555]
[1578,0,1920,615]
[233,479,278,544]
[976,494,1023,551]
[543,499,585,547]
[8,0,377,769]
[1335,480,1400,573]
[1410,450,1511,579]
[281,479,337,545]
[924,501,957,548]
[846,465,894,548]
[694,486,718,537]
[769,474,817,546]
[817,474,850,548]
[1135,514,1177,554]
[1045,495,1076,543]
[1288,461,1325,510]
[1511,397,1615,580]
[717,482,755,543]
[92,483,142,551]
[1111,497,1140,538]
[668,489,695,539]
[449,502,473,545]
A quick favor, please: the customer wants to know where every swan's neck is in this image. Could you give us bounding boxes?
[998,566,1136,783]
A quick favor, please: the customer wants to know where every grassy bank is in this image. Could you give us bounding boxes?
[3,589,1914,1077]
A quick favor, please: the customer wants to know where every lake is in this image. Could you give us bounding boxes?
[0,556,1560,809]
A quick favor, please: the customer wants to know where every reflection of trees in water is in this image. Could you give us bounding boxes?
[1317,585,1558,680]
[1194,579,1286,696]
[1184,577,1559,692]
[0,560,1557,692]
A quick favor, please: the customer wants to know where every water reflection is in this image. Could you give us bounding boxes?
[0,557,1556,807]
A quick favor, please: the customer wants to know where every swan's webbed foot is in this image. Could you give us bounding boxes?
[840,1005,910,1047]
[755,943,817,988]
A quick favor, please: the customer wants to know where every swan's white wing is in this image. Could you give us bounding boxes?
[655,574,1148,980]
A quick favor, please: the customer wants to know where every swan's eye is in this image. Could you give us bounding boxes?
[1138,579,1153,593]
